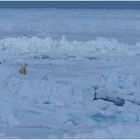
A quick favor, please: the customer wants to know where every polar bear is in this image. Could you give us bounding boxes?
[19,63,28,75]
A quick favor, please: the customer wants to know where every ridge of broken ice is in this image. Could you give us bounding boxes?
[0,36,140,61]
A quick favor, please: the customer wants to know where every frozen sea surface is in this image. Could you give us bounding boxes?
[0,9,140,138]
[1,9,140,44]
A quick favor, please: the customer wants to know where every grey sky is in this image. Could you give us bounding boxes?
[0,1,140,9]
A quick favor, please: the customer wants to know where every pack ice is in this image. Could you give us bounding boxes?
[0,9,140,138]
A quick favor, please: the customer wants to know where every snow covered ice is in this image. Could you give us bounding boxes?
[0,9,140,138]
